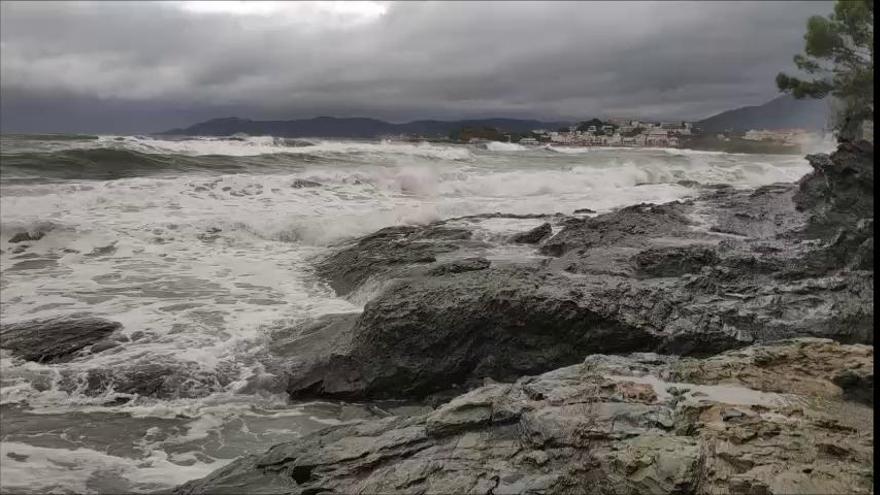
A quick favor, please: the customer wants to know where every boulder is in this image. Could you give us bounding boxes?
[8,231,44,243]
[0,316,122,363]
[314,224,476,296]
[291,179,322,189]
[509,222,552,244]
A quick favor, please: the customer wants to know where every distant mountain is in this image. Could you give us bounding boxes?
[697,95,829,133]
[159,116,570,138]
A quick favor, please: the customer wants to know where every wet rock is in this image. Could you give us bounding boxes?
[10,245,29,254]
[540,202,698,257]
[175,339,874,495]
[86,242,117,257]
[796,141,873,238]
[0,316,122,363]
[633,245,719,278]
[314,225,472,296]
[573,207,596,214]
[427,257,491,276]
[291,179,322,189]
[509,222,552,244]
[286,143,872,402]
[60,357,238,400]
[8,231,44,243]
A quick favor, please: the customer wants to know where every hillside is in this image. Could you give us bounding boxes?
[159,116,569,138]
[697,94,829,133]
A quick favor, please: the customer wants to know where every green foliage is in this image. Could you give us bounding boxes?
[776,0,873,141]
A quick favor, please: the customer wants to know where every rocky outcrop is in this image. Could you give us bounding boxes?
[174,339,874,495]
[795,140,873,238]
[7,231,45,243]
[509,222,552,244]
[0,316,123,363]
[278,144,873,400]
[291,179,322,188]
[313,225,478,296]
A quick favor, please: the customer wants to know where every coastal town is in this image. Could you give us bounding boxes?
[457,118,819,149]
[441,117,824,153]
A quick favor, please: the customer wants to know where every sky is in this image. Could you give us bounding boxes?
[0,1,833,134]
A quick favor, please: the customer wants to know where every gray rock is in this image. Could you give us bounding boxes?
[314,225,472,296]
[277,144,873,402]
[291,179,322,189]
[509,222,552,244]
[427,257,491,276]
[8,231,44,243]
[174,339,874,495]
[0,316,122,363]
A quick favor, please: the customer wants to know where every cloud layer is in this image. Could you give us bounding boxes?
[0,1,832,133]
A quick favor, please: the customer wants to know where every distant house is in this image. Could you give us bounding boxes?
[519,137,539,145]
[601,125,615,132]
[645,128,669,146]
[587,125,597,132]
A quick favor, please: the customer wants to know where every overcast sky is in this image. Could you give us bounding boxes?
[0,1,833,133]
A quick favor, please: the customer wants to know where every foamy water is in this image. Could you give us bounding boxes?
[0,135,812,493]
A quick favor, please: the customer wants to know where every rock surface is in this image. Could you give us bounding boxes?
[272,143,874,401]
[174,339,874,495]
[0,316,123,363]
[7,231,45,243]
[509,222,552,244]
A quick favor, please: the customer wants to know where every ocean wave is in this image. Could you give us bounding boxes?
[484,141,527,152]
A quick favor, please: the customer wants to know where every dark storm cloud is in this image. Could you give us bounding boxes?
[0,1,833,133]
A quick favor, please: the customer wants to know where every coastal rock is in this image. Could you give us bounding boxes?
[283,143,872,401]
[291,179,322,188]
[427,257,491,276]
[314,224,476,296]
[795,140,873,238]
[7,231,45,243]
[62,358,236,400]
[174,339,874,495]
[0,316,122,363]
[509,222,552,244]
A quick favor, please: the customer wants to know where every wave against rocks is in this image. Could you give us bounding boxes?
[257,143,873,403]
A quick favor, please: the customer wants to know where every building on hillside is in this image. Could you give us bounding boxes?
[519,137,539,145]
[645,128,670,146]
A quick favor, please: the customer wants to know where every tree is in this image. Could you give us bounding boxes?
[776,0,873,141]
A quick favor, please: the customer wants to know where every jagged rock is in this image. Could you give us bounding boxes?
[8,231,44,243]
[174,339,874,495]
[509,222,552,244]
[540,202,699,257]
[633,245,719,278]
[314,225,475,296]
[796,141,873,238]
[427,257,491,276]
[573,207,596,214]
[0,316,122,363]
[61,358,236,400]
[282,144,872,400]
[291,179,322,188]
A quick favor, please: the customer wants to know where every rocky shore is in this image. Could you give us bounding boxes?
[1,142,873,494]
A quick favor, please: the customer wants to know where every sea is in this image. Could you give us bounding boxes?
[0,134,822,493]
